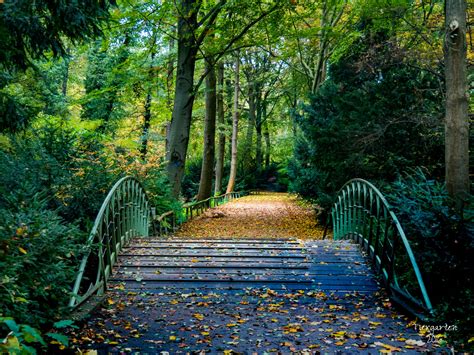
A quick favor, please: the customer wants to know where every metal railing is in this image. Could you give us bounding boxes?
[154,191,246,235]
[70,176,248,308]
[324,179,433,319]
[69,177,151,308]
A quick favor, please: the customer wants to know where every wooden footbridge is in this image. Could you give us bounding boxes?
[70,177,436,352]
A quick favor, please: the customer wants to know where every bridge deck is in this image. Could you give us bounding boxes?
[109,238,379,293]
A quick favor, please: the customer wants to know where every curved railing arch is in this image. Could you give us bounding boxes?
[325,179,433,319]
[69,177,151,308]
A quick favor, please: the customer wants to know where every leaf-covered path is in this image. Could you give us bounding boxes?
[74,193,446,353]
[175,192,325,239]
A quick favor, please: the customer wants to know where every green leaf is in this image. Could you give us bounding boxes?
[53,319,74,329]
[4,319,20,333]
[21,325,45,345]
[46,332,69,347]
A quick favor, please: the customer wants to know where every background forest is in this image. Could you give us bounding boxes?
[0,0,473,352]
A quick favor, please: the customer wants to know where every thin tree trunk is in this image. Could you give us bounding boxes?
[445,0,470,207]
[263,119,270,169]
[165,30,176,152]
[244,80,256,162]
[255,92,263,171]
[62,49,70,96]
[226,55,240,193]
[141,92,152,158]
[140,51,156,158]
[225,77,233,161]
[215,62,225,195]
[197,59,217,200]
[166,0,199,197]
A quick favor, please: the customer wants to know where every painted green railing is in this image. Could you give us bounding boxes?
[154,191,246,235]
[70,175,249,308]
[69,177,151,308]
[324,179,433,319]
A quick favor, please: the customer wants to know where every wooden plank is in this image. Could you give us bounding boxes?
[111,281,378,291]
[120,251,310,260]
[113,268,371,282]
[125,244,305,251]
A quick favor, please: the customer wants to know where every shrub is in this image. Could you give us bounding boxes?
[386,169,474,349]
[0,194,84,327]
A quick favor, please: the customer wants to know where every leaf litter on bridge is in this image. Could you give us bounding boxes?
[175,192,325,239]
[72,286,448,353]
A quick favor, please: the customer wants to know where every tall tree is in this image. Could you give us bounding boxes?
[214,62,226,195]
[444,0,470,206]
[226,55,240,193]
[197,59,217,200]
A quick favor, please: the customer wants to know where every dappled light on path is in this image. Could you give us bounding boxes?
[175,192,325,239]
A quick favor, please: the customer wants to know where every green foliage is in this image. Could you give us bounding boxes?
[386,169,473,349]
[289,30,444,213]
[0,195,83,327]
[0,0,113,70]
[0,317,76,354]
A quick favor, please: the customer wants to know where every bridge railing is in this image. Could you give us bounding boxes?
[154,191,247,235]
[324,179,433,319]
[70,176,250,308]
[69,177,151,308]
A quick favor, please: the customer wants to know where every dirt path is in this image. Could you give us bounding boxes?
[175,192,325,239]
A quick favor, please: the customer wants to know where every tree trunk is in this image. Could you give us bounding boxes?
[244,80,256,162]
[255,92,263,171]
[140,92,152,158]
[140,51,155,158]
[225,77,233,161]
[62,49,70,96]
[166,0,199,197]
[226,55,240,193]
[445,0,470,207]
[263,119,270,169]
[197,59,217,200]
[215,62,225,195]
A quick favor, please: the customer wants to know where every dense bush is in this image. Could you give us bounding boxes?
[386,170,473,349]
[0,196,83,327]
[288,34,444,214]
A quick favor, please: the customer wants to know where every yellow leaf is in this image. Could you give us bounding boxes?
[169,336,177,341]
[18,247,27,254]
[107,298,115,305]
[468,337,474,343]
[201,332,210,336]
[193,313,204,321]
[223,351,233,355]
[369,321,382,327]
[226,323,237,327]
[108,341,119,345]
[0,333,20,350]
[374,341,401,352]
[170,299,179,305]
[191,259,199,263]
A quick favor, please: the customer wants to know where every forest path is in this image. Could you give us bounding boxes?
[175,192,325,239]
[74,193,443,353]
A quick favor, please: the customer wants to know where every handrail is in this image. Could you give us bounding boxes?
[69,177,151,308]
[324,179,433,319]
[154,191,248,235]
[70,179,250,308]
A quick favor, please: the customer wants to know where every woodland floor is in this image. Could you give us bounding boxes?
[72,193,448,354]
[175,192,325,239]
